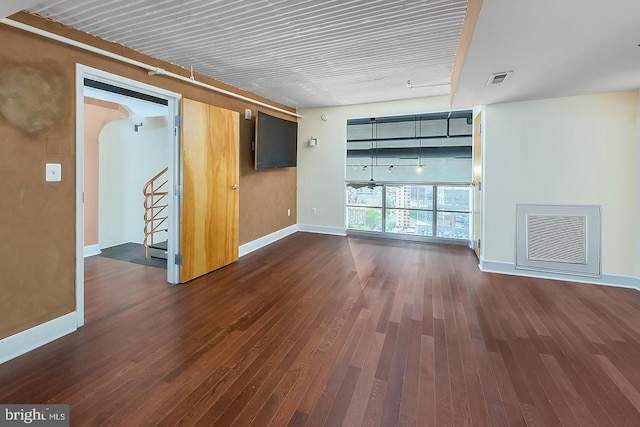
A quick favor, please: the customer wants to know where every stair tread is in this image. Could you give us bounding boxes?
[148,240,168,251]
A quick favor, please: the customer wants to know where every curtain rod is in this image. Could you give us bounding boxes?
[0,18,303,119]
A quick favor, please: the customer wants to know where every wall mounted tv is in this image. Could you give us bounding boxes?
[254,111,298,170]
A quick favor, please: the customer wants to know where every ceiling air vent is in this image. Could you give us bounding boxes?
[487,71,513,85]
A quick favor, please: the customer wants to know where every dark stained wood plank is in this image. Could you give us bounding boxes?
[488,351,527,427]
[1,233,640,426]
[434,318,453,426]
[418,335,436,427]
[468,339,510,427]
[541,336,617,427]
[398,319,422,426]
[380,303,412,427]
[374,322,399,382]
[422,276,435,337]
[442,273,472,427]
[341,331,385,426]
[595,355,640,414]
[360,378,387,427]
[320,365,361,427]
[539,354,599,427]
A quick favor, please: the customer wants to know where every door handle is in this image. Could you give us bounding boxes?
[232,184,239,190]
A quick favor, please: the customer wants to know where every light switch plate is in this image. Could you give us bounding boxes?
[46,163,62,182]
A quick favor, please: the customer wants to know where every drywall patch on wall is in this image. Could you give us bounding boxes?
[0,64,67,134]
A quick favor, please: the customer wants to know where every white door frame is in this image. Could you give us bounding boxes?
[75,64,181,327]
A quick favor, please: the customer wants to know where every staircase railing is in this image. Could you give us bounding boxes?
[143,167,169,258]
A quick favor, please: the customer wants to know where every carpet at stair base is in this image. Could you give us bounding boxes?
[97,242,167,269]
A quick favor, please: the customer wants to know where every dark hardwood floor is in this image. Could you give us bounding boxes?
[2,232,640,426]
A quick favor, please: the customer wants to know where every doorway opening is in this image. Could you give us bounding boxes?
[75,64,181,327]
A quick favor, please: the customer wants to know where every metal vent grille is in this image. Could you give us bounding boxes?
[527,215,586,264]
[487,71,513,85]
[516,205,601,277]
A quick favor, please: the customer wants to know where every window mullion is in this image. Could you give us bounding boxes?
[432,184,438,237]
[381,184,387,233]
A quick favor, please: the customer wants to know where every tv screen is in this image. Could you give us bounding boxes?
[254,111,298,170]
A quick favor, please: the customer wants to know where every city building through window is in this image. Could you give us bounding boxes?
[345,111,473,244]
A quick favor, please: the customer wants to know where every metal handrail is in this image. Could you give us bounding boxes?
[143,167,169,258]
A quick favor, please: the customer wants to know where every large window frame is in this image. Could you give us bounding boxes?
[346,182,472,245]
[345,110,473,245]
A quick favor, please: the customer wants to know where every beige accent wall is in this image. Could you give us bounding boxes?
[0,12,296,340]
[83,98,128,246]
[483,90,640,276]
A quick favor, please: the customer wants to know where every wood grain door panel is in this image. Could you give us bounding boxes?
[180,98,239,282]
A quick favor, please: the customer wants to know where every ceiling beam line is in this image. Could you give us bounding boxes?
[0,17,302,119]
[450,0,483,107]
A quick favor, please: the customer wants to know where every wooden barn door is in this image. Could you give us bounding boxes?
[179,98,239,282]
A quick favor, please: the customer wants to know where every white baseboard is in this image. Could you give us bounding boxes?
[0,312,78,365]
[83,244,101,257]
[480,259,640,291]
[297,224,347,236]
[239,224,347,257]
[239,224,298,257]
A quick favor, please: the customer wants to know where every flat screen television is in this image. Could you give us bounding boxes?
[254,111,298,170]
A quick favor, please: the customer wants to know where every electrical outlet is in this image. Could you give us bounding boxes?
[287,209,291,216]
[312,208,317,215]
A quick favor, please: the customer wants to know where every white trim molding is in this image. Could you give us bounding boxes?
[83,244,101,257]
[0,313,77,365]
[239,224,347,257]
[297,224,347,236]
[480,259,640,291]
[239,225,298,257]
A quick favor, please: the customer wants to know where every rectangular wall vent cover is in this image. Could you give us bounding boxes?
[527,214,586,264]
[516,205,601,277]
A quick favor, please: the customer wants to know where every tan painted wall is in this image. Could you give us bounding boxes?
[83,98,128,246]
[0,12,297,340]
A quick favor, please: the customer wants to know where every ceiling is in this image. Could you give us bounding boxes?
[26,0,467,109]
[2,0,640,109]
[452,0,640,109]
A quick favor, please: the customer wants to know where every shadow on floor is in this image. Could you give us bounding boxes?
[97,242,167,269]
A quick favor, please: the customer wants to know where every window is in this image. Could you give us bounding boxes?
[346,185,382,232]
[345,111,473,243]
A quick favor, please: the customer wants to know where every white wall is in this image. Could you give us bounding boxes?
[297,96,452,231]
[637,93,640,277]
[483,90,640,276]
[99,116,168,248]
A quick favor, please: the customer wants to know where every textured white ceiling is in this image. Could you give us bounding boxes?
[28,0,468,108]
[452,0,640,109]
